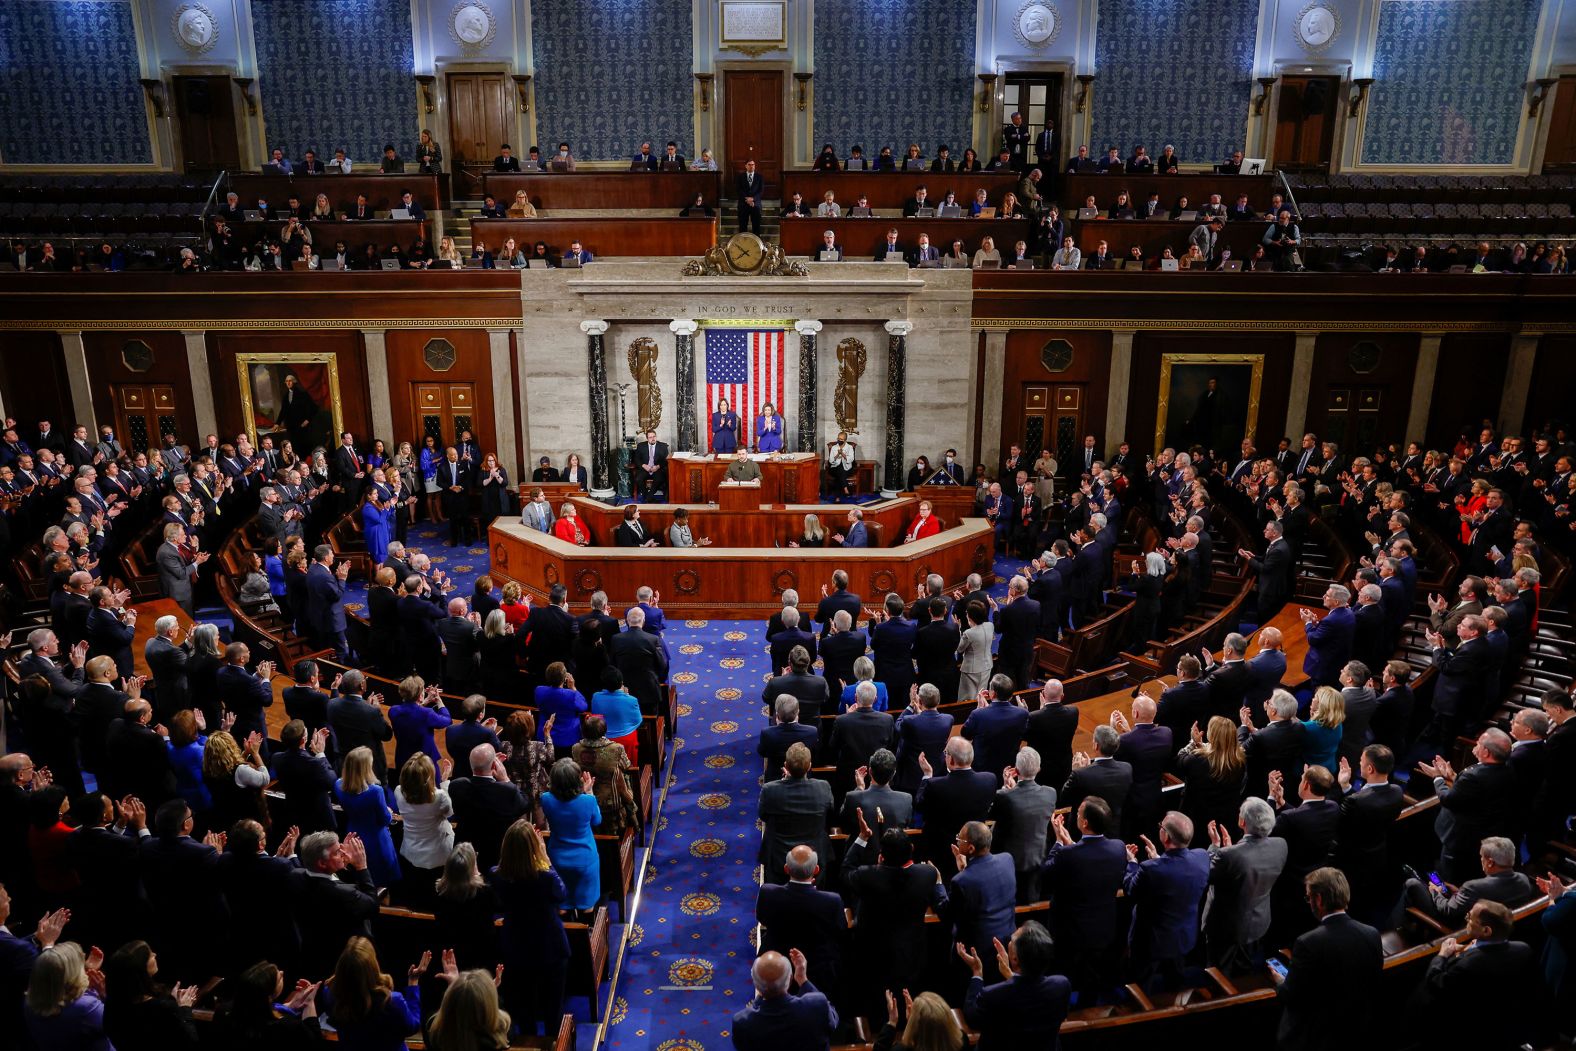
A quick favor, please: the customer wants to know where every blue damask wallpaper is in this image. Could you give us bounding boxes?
[814,0,976,160]
[1361,0,1540,165]
[531,0,694,160]
[251,0,417,166]
[0,0,151,165]
[1088,0,1258,163]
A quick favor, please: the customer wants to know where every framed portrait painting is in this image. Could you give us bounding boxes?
[1155,353,1264,459]
[235,352,343,454]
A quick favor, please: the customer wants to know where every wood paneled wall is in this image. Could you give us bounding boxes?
[0,332,72,430]
[82,332,198,444]
[1523,335,1576,438]
[382,328,499,457]
[1308,332,1420,453]
[1124,333,1295,458]
[1427,334,1510,451]
[1001,330,1113,456]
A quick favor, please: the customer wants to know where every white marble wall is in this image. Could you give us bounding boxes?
[512,262,977,489]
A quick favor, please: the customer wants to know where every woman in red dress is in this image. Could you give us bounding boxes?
[552,503,591,546]
[902,500,942,543]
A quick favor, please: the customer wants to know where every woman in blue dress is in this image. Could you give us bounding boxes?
[335,746,401,887]
[419,433,443,523]
[710,398,740,453]
[535,662,588,758]
[491,819,570,1035]
[538,758,602,918]
[361,487,391,564]
[755,401,785,453]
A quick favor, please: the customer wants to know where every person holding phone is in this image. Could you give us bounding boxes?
[1271,867,1382,1049]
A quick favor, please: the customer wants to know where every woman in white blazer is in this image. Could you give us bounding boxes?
[954,599,996,701]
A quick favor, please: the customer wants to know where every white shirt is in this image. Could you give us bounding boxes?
[395,785,455,868]
[829,443,854,469]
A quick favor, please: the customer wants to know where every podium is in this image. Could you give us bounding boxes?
[668,453,820,503]
[717,480,762,513]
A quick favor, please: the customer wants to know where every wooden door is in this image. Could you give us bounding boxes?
[112,383,181,453]
[725,70,784,196]
[173,75,240,173]
[1273,76,1339,172]
[413,382,479,449]
[447,72,511,198]
[1014,383,1084,468]
[1541,75,1576,170]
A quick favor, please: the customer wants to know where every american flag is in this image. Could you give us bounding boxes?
[703,328,786,452]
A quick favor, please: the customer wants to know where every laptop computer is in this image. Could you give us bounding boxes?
[661,160,683,171]
[848,207,872,218]
[1076,158,1100,173]
[379,259,400,270]
[1221,259,1243,272]
[937,204,962,218]
[320,258,342,271]
[1175,210,1198,221]
[977,258,1001,269]
[977,206,997,218]
[520,161,544,172]
[561,256,583,268]
[243,209,265,222]
[550,159,572,172]
[1160,258,1179,271]
[430,260,454,269]
[1446,264,1468,273]
[1241,158,1267,175]
[914,206,935,218]
[629,160,650,172]
[1077,207,1098,220]
[0,262,17,272]
[1010,259,1035,270]
[818,250,841,262]
[904,159,925,170]
[917,258,944,269]
[390,207,412,220]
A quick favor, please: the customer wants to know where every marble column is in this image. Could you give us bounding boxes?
[582,320,613,496]
[361,329,395,445]
[882,321,913,495]
[1406,334,1443,443]
[670,319,699,452]
[56,331,97,433]
[181,330,219,442]
[1499,333,1539,437]
[1284,331,1318,442]
[979,331,1007,469]
[487,328,519,479]
[1104,331,1134,447]
[794,319,823,453]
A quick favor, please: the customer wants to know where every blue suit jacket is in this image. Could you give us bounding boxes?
[894,708,954,793]
[841,521,868,548]
[1040,833,1128,949]
[305,562,347,634]
[0,928,40,1033]
[948,851,1018,956]
[731,981,838,1051]
[637,601,667,634]
[964,972,1073,1051]
[962,701,1030,781]
[985,493,1013,532]
[1124,847,1211,963]
[1302,606,1355,686]
[1244,648,1288,705]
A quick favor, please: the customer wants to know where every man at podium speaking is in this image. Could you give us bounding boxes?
[723,450,762,483]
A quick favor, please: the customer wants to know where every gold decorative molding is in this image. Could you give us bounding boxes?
[968,318,1518,333]
[0,318,521,331]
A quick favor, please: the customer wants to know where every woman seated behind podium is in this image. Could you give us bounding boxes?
[469,240,495,269]
[813,144,840,172]
[972,235,1002,269]
[691,148,718,171]
[614,504,660,547]
[787,513,826,548]
[668,507,711,548]
[710,398,740,453]
[755,402,785,452]
[906,456,932,490]
[506,190,537,219]
[562,452,588,490]
[552,503,590,546]
[499,237,527,268]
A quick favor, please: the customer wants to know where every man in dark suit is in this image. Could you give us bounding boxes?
[282,660,335,751]
[735,160,764,234]
[140,799,226,979]
[330,432,367,508]
[961,673,1030,784]
[762,647,830,730]
[828,682,897,795]
[444,695,502,771]
[1424,614,1493,744]
[958,919,1069,1051]
[632,429,669,499]
[1351,583,1387,677]
[1421,728,1516,884]
[1240,520,1291,624]
[989,577,1039,695]
[1239,689,1305,800]
[214,640,276,748]
[755,844,848,992]
[84,589,135,679]
[435,447,474,546]
[215,818,302,972]
[945,821,1018,969]
[326,671,393,782]
[916,737,997,881]
[63,793,147,950]
[1114,696,1173,843]
[893,683,954,795]
[1154,655,1211,743]
[525,584,580,686]
[1199,633,1254,723]
[842,825,948,1019]
[17,628,90,792]
[448,743,529,872]
[1024,679,1078,791]
[1268,764,1342,946]
[1275,867,1382,1051]
[1336,660,1377,768]
[869,595,917,703]
[1203,797,1288,972]
[1062,725,1134,838]
[1405,900,1536,1048]
[292,830,380,977]
[1335,744,1408,927]
[75,658,133,783]
[817,610,867,701]
[911,599,961,702]
[761,696,820,774]
[143,615,190,721]
[758,743,834,886]
[305,545,351,660]
[1124,811,1211,988]
[436,598,483,694]
[814,571,862,633]
[103,700,176,806]
[1405,834,1535,926]
[731,949,838,1051]
[270,720,337,834]
[990,747,1059,903]
[610,607,667,716]
[1039,797,1126,991]
[1530,688,1575,850]
[1300,585,1356,688]
[841,747,913,834]
[398,576,447,683]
